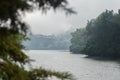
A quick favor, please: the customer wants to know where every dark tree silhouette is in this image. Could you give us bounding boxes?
[70,10,120,59]
[0,0,75,80]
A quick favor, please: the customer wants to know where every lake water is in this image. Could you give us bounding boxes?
[25,50,120,80]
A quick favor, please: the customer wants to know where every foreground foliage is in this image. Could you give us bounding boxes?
[0,0,75,80]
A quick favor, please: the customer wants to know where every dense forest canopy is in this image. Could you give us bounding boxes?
[70,28,87,53]
[70,10,120,58]
[0,0,75,80]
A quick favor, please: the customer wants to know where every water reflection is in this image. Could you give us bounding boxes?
[26,50,120,80]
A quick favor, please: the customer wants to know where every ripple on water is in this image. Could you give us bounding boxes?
[25,50,120,80]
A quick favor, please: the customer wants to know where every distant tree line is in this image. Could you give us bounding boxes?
[70,10,120,58]
[23,33,71,50]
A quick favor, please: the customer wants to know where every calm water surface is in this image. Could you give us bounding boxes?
[25,50,120,80]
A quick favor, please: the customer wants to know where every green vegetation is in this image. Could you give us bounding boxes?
[70,10,120,58]
[0,0,75,80]
[70,28,87,53]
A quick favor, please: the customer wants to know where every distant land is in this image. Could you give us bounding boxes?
[23,31,72,50]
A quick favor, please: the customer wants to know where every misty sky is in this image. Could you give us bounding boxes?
[24,0,120,35]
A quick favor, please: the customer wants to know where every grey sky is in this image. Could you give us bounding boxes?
[24,0,120,35]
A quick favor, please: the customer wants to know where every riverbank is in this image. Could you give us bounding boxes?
[85,55,120,62]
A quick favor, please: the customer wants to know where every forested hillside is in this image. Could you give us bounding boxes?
[24,31,72,50]
[70,10,120,58]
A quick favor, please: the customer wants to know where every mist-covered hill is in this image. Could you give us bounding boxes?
[23,31,72,50]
